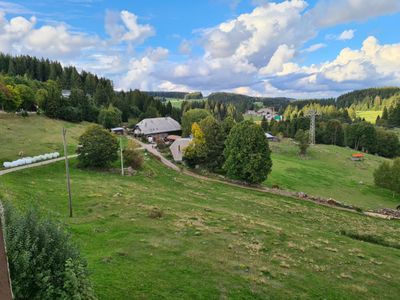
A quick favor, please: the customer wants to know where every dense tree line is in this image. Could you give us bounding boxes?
[207,92,291,113]
[0,53,181,128]
[377,101,400,128]
[264,104,399,158]
[143,91,188,99]
[336,87,400,108]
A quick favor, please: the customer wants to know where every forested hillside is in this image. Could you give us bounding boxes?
[336,87,400,108]
[0,53,181,126]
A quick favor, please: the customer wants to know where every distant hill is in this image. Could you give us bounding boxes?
[336,87,400,108]
[207,92,292,111]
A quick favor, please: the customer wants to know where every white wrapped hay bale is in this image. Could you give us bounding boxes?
[2,151,62,169]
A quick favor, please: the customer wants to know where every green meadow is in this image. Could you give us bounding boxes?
[1,158,400,299]
[266,139,398,210]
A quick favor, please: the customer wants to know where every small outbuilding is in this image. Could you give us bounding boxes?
[265,132,279,142]
[170,138,192,162]
[351,153,365,161]
[111,127,125,135]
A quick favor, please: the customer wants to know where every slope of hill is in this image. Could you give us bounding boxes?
[267,140,397,210]
[0,113,90,165]
[1,157,399,299]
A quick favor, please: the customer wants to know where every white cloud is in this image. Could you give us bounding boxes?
[338,29,355,41]
[302,43,327,52]
[265,37,400,96]
[0,1,32,14]
[309,0,400,27]
[179,39,192,55]
[202,0,314,67]
[105,10,154,45]
[0,12,97,57]
[259,44,296,75]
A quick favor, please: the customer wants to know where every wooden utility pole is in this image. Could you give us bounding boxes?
[62,128,73,218]
[120,137,124,176]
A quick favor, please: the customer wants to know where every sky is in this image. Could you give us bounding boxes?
[0,0,400,98]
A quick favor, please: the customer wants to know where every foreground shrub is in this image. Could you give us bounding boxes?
[4,204,96,299]
[77,124,118,168]
[123,148,144,169]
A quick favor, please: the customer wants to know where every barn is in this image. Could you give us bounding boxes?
[134,117,181,142]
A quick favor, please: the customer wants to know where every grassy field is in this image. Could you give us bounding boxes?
[266,140,398,210]
[167,98,205,109]
[0,113,90,165]
[1,158,400,299]
[356,111,382,124]
[243,114,263,121]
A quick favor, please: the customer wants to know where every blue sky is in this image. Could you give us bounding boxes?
[1,0,400,98]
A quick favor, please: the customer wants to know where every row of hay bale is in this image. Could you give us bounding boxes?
[3,152,60,168]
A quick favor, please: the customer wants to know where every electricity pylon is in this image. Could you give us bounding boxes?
[307,110,319,145]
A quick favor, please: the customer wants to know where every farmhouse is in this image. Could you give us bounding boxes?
[134,117,181,141]
[61,90,71,98]
[170,138,192,162]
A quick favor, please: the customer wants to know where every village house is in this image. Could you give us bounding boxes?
[245,107,280,121]
[134,117,181,142]
[169,138,192,162]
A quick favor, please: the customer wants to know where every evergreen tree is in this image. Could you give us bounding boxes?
[223,121,272,184]
[260,116,269,132]
[199,116,226,172]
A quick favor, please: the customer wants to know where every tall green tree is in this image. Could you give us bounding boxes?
[98,105,122,129]
[15,84,35,110]
[223,121,272,184]
[181,108,211,136]
[260,116,269,132]
[374,158,400,196]
[199,116,226,172]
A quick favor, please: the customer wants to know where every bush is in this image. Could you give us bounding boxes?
[295,129,309,155]
[123,148,144,169]
[4,204,96,299]
[77,124,118,168]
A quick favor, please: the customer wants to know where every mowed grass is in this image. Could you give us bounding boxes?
[1,158,400,299]
[266,139,398,210]
[167,98,205,109]
[0,114,90,165]
[356,111,382,124]
[243,114,263,121]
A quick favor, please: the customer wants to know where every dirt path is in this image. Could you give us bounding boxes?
[135,140,180,172]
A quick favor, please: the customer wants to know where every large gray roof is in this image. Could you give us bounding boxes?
[135,117,181,135]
